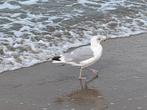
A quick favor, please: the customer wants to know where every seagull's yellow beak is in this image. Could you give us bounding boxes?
[104,37,110,41]
[102,37,107,41]
[103,39,106,41]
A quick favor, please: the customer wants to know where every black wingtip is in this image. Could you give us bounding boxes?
[52,56,61,61]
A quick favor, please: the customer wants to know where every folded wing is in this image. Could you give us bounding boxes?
[61,46,94,64]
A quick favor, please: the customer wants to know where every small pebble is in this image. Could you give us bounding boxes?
[65,105,69,107]
[41,108,48,110]
[113,87,117,90]
[5,101,9,103]
[110,102,115,105]
[32,104,36,106]
[20,102,24,104]
[123,106,127,109]
[128,98,133,101]
[137,107,143,110]
[47,103,51,106]
[98,96,103,98]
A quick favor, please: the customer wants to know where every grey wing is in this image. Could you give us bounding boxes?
[62,46,94,63]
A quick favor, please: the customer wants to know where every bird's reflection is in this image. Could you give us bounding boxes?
[55,87,108,110]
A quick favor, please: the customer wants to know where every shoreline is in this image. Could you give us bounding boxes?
[0,32,146,75]
[0,33,147,110]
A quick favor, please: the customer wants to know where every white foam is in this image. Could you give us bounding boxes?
[0,0,147,73]
[0,2,20,9]
[19,0,48,5]
[77,0,102,7]
[12,31,23,37]
[99,0,126,11]
[77,0,99,6]
[40,0,48,2]
[19,0,39,5]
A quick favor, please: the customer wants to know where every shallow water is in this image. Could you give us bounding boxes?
[0,0,147,72]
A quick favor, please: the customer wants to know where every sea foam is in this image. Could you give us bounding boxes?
[0,0,147,73]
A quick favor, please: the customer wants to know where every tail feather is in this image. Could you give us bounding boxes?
[52,56,61,61]
[52,56,63,63]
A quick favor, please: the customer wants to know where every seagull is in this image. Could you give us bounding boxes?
[52,35,107,88]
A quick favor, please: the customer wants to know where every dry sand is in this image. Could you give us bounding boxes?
[0,33,147,110]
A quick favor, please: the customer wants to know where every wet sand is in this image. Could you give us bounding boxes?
[0,33,147,110]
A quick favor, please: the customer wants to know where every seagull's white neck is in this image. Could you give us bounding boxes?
[90,37,103,55]
[90,38,101,48]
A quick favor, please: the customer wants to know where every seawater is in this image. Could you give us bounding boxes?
[0,0,147,72]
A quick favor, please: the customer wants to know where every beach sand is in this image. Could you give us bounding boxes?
[0,33,147,110]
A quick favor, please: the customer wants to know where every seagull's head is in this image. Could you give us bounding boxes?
[91,35,107,43]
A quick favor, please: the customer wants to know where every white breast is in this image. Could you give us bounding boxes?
[80,44,103,68]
